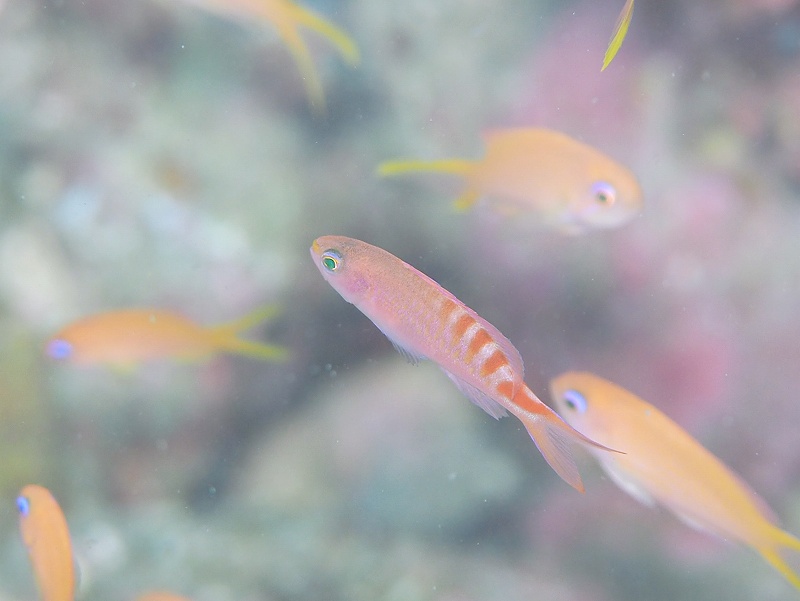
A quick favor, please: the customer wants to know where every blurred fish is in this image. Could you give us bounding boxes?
[377,128,642,234]
[17,484,75,601]
[175,0,359,112]
[550,371,800,589]
[136,593,192,601]
[602,0,634,70]
[46,305,288,367]
[311,236,617,492]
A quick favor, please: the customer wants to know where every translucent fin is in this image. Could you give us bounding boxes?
[286,1,360,65]
[442,369,509,419]
[389,340,425,365]
[207,305,289,361]
[376,159,475,177]
[602,0,634,71]
[599,458,657,507]
[514,389,621,492]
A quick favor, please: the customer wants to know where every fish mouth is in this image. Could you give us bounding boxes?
[311,239,321,254]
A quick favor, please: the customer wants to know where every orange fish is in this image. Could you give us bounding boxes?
[311,236,616,491]
[377,128,642,234]
[17,484,75,601]
[46,305,288,366]
[176,0,359,112]
[550,371,800,589]
[136,593,192,601]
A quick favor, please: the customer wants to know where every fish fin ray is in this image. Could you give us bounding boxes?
[602,0,634,70]
[373,325,426,364]
[442,370,509,419]
[285,2,359,64]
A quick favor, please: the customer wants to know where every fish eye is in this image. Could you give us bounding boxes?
[47,339,73,360]
[16,495,30,516]
[321,249,342,272]
[591,181,617,206]
[563,389,588,413]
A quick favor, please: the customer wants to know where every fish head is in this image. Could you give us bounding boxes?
[549,371,610,436]
[310,236,372,305]
[565,163,643,233]
[45,338,74,361]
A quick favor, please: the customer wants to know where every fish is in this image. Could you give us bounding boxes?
[602,0,634,71]
[46,305,288,366]
[377,128,642,234]
[550,371,800,589]
[136,593,192,601]
[17,484,75,601]
[310,236,617,492]
[175,0,359,112]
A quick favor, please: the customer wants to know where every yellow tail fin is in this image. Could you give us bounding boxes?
[286,1,359,65]
[757,526,800,590]
[270,13,326,113]
[377,159,475,177]
[602,0,634,71]
[208,305,289,361]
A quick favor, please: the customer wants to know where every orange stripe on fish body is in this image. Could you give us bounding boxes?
[311,235,615,491]
[17,485,75,601]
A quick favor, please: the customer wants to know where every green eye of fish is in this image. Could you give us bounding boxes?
[592,181,616,206]
[321,250,342,272]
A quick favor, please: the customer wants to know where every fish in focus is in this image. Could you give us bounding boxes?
[17,484,75,601]
[377,128,642,234]
[175,0,359,112]
[550,371,800,589]
[311,235,617,492]
[46,305,288,366]
[602,0,634,70]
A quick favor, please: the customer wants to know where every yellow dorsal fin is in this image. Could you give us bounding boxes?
[285,1,359,65]
[602,0,634,71]
[207,305,289,361]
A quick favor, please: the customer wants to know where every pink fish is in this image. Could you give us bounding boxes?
[310,235,615,491]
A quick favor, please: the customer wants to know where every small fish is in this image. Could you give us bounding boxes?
[311,236,616,492]
[46,305,288,366]
[17,485,75,601]
[550,371,800,589]
[176,0,359,112]
[602,0,634,70]
[136,593,192,601]
[377,128,642,234]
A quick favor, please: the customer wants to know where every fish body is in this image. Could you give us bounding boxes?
[136,593,192,601]
[602,0,634,70]
[46,306,287,366]
[550,371,800,589]
[17,485,75,601]
[378,128,642,234]
[311,236,614,491]
[176,0,359,112]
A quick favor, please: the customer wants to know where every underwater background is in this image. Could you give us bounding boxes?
[2,0,800,600]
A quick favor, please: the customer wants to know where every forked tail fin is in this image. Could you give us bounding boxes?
[512,386,621,492]
[757,525,800,590]
[286,1,360,65]
[602,0,634,70]
[208,305,289,361]
[270,15,326,113]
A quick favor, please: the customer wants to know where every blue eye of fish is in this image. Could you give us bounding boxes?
[47,339,73,360]
[591,181,617,206]
[321,250,342,272]
[563,389,588,413]
[16,495,30,516]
